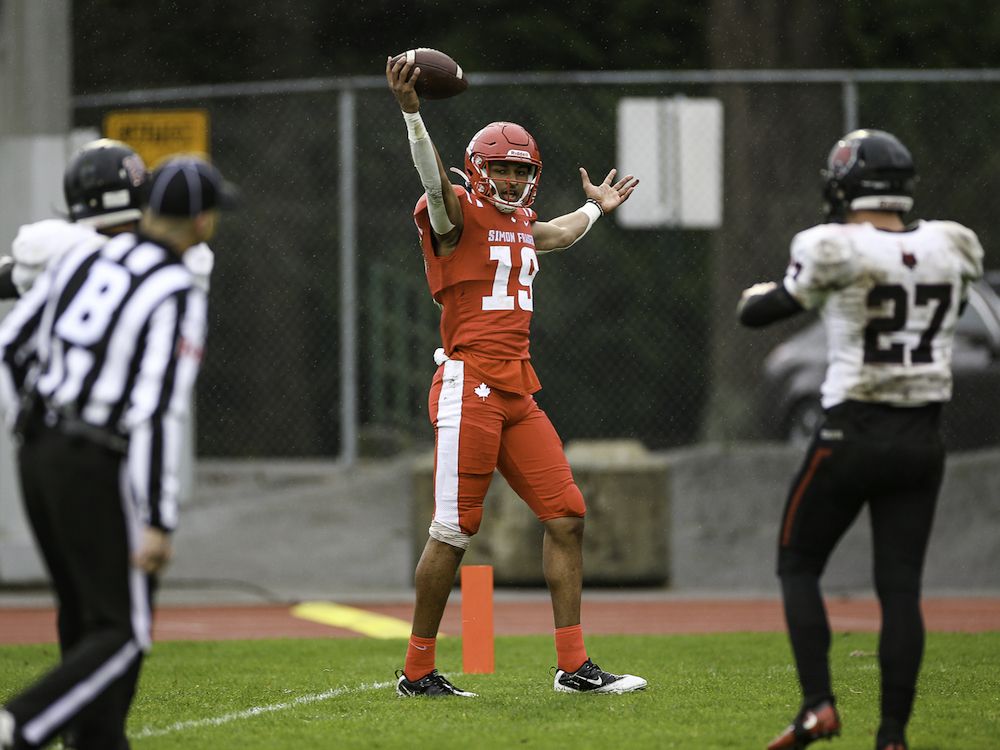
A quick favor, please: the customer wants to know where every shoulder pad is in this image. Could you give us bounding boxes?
[928,220,984,280]
[792,224,856,270]
[787,224,859,298]
[12,219,103,266]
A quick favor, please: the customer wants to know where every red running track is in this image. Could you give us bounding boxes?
[2,596,998,645]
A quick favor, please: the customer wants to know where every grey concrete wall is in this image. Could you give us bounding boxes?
[410,440,1000,594]
[410,440,671,586]
[3,443,997,599]
[666,442,1000,593]
[0,368,45,581]
[161,457,415,601]
[0,1,77,580]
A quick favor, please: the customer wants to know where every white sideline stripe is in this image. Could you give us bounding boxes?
[129,680,393,738]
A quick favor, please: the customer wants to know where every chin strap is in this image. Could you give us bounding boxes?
[448,167,470,188]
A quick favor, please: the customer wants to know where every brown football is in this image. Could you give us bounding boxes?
[390,48,468,100]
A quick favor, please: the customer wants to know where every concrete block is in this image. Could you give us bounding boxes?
[412,440,1000,593]
[411,439,670,585]
[666,442,1000,594]
[664,442,876,592]
[924,447,1000,589]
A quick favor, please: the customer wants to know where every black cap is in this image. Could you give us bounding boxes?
[147,157,238,217]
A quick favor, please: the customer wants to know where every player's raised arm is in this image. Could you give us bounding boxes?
[534,167,638,253]
[386,55,463,251]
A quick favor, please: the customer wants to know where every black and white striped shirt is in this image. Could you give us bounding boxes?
[0,230,208,532]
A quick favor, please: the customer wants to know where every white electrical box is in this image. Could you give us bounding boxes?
[616,97,724,229]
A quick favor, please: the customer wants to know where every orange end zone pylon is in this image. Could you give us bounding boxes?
[461,564,494,674]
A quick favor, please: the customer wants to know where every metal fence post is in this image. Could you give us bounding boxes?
[339,86,358,465]
[842,76,859,133]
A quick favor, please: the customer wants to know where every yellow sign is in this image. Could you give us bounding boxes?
[103,109,210,169]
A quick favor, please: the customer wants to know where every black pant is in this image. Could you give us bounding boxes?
[4,420,152,750]
[777,400,944,736]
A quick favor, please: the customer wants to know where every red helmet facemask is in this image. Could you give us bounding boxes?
[464,122,542,212]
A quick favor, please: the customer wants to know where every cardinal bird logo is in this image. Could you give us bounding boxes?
[902,250,917,269]
[828,141,859,178]
[474,383,491,401]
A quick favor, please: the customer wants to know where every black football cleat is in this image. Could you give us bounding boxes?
[767,700,841,749]
[395,669,477,697]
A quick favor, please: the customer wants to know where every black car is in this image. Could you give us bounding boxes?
[760,274,1000,450]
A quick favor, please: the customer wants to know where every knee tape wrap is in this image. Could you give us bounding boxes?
[428,519,471,550]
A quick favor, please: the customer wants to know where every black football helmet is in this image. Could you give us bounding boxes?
[63,139,149,229]
[822,129,915,221]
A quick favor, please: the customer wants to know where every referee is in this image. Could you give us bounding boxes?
[0,156,235,750]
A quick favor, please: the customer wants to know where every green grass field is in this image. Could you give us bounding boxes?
[2,632,998,749]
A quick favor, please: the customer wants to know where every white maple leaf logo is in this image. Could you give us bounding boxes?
[474,383,491,400]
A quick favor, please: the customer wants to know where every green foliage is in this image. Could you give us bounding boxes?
[73,1,710,93]
[843,0,1000,68]
[856,82,1000,255]
[2,632,998,748]
[72,0,1000,97]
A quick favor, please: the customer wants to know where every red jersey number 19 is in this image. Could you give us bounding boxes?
[482,245,539,312]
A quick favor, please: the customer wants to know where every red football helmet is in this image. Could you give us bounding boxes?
[464,122,542,211]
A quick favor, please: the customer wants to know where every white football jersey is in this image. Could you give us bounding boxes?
[11,219,103,295]
[10,219,215,294]
[783,219,984,407]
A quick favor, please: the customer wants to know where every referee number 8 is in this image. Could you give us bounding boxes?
[55,259,132,346]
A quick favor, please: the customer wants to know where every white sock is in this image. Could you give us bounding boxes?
[0,710,14,748]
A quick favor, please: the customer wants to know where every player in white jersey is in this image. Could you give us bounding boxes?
[1,139,214,300]
[738,129,983,750]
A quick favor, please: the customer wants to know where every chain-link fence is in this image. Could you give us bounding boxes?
[73,70,1000,458]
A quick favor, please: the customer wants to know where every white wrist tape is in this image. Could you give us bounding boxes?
[403,110,427,142]
[562,199,603,249]
[581,199,604,226]
[403,111,455,234]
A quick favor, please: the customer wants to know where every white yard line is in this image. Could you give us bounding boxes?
[130,680,394,739]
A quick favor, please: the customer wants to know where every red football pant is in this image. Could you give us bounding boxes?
[428,359,585,536]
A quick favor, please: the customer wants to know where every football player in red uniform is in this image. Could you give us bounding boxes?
[386,55,645,697]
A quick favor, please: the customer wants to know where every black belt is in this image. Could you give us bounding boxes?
[41,409,129,453]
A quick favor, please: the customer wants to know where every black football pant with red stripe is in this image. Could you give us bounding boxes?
[776,400,944,734]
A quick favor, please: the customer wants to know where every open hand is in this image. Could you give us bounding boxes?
[580,168,639,214]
